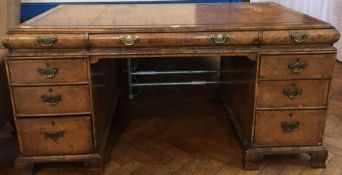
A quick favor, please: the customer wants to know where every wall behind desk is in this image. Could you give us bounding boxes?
[0,0,19,129]
[0,0,20,47]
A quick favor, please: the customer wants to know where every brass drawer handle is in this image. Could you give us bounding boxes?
[119,35,139,46]
[210,33,231,44]
[41,95,62,106]
[36,37,58,47]
[281,121,300,132]
[288,61,307,73]
[38,65,59,79]
[289,32,308,43]
[283,88,302,99]
[45,131,64,141]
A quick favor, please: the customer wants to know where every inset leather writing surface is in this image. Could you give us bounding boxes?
[14,3,330,32]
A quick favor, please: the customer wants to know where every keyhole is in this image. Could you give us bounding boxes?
[49,88,53,92]
[292,83,296,87]
[52,121,55,125]
[46,63,50,67]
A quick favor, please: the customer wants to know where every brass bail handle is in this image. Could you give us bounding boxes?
[36,37,58,47]
[283,88,302,99]
[120,35,140,46]
[41,94,62,106]
[38,64,59,79]
[289,32,308,43]
[281,121,300,132]
[288,61,307,73]
[45,131,65,141]
[210,33,231,44]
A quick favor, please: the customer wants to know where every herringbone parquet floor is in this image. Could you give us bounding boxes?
[1,62,342,175]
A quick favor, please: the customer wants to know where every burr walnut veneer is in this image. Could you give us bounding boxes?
[2,3,340,175]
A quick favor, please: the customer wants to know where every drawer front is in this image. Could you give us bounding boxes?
[13,85,91,115]
[262,29,340,45]
[8,34,86,49]
[259,54,336,80]
[16,117,93,156]
[254,110,325,146]
[89,31,259,48]
[8,58,88,84]
[257,80,330,108]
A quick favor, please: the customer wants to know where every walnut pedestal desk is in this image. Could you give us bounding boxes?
[2,3,340,175]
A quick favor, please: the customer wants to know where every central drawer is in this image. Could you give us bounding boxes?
[89,31,259,48]
[256,80,330,108]
[13,85,91,116]
[16,116,93,156]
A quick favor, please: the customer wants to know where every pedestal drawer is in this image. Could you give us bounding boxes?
[89,31,259,48]
[259,54,336,80]
[16,117,93,156]
[8,58,88,84]
[254,110,325,146]
[256,80,330,109]
[13,85,91,116]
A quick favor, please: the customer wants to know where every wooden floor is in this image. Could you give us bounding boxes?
[1,62,342,175]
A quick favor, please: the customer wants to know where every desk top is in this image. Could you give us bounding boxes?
[13,3,332,33]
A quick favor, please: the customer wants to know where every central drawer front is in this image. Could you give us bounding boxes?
[16,117,93,156]
[8,58,88,84]
[256,80,330,108]
[89,31,259,48]
[13,85,91,115]
[254,110,325,146]
[259,54,336,80]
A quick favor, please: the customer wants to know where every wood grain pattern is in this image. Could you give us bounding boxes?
[0,62,341,175]
[220,56,257,145]
[8,34,87,49]
[254,110,326,146]
[1,2,340,174]
[13,85,91,116]
[256,80,330,108]
[89,32,259,48]
[259,54,336,80]
[262,29,340,45]
[16,117,93,156]
[8,58,88,84]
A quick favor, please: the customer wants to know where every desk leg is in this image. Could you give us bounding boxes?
[242,146,328,170]
[15,158,33,175]
[86,157,104,175]
[309,149,328,168]
[243,150,263,170]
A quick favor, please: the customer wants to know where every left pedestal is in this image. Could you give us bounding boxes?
[5,56,120,175]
